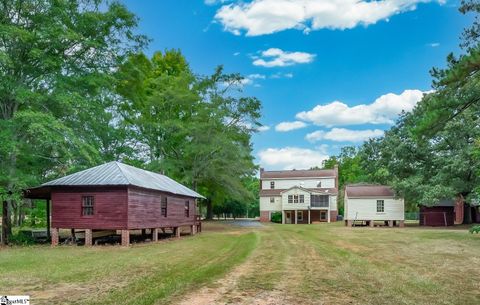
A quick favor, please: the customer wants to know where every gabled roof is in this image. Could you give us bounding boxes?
[345,184,395,198]
[280,185,312,194]
[41,161,204,198]
[260,168,336,179]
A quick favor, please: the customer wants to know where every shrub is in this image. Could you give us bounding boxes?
[9,231,36,245]
[270,211,282,223]
[469,225,480,234]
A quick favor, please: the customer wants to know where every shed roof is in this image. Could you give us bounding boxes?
[345,184,395,198]
[40,161,204,198]
[260,168,336,179]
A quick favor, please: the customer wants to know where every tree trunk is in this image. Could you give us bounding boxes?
[1,200,9,245]
[464,203,472,224]
[205,198,213,220]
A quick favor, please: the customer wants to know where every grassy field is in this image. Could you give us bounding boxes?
[0,222,479,305]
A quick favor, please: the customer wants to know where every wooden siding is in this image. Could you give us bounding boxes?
[51,186,198,230]
[51,186,128,229]
[345,197,404,221]
[259,196,282,211]
[281,188,312,210]
[127,186,196,229]
[261,178,335,190]
[419,206,454,226]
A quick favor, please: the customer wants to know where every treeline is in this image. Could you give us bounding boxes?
[0,0,261,244]
[323,1,480,223]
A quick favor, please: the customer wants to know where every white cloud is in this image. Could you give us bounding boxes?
[427,42,440,47]
[258,147,329,170]
[306,128,384,142]
[253,48,315,67]
[296,89,427,127]
[275,121,308,132]
[215,0,443,36]
[316,143,329,155]
[233,51,241,56]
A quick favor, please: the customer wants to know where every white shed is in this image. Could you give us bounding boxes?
[344,184,404,227]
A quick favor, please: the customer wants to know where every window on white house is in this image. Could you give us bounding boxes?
[294,195,299,203]
[270,181,275,189]
[288,195,293,203]
[320,211,327,220]
[299,195,304,203]
[297,211,303,221]
[311,195,329,207]
[270,197,275,203]
[377,200,385,213]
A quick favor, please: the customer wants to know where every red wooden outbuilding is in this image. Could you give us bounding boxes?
[24,162,204,246]
[419,199,455,227]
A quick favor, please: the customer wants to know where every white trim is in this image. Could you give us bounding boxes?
[260,176,336,180]
[347,196,395,199]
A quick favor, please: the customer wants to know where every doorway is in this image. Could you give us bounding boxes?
[285,211,292,224]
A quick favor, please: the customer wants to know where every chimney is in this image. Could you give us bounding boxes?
[260,167,264,173]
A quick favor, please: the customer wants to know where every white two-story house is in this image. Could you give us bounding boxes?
[259,166,339,224]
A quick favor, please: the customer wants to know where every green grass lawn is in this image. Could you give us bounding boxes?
[0,222,479,305]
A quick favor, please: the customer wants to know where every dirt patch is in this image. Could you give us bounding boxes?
[175,252,254,305]
[176,228,330,305]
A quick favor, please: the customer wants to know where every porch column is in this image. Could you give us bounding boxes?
[175,227,181,238]
[51,228,59,247]
[308,209,311,224]
[282,211,285,224]
[327,197,331,223]
[295,210,298,224]
[121,230,130,246]
[191,225,196,235]
[152,228,158,242]
[85,229,92,246]
[46,199,51,241]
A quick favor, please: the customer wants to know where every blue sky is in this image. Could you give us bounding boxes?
[121,0,471,170]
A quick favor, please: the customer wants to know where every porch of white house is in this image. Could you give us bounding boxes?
[282,209,334,224]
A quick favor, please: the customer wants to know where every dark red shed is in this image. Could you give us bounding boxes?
[419,199,455,227]
[25,162,204,246]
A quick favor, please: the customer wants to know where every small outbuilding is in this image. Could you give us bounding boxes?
[419,199,455,227]
[24,161,204,246]
[344,184,404,227]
